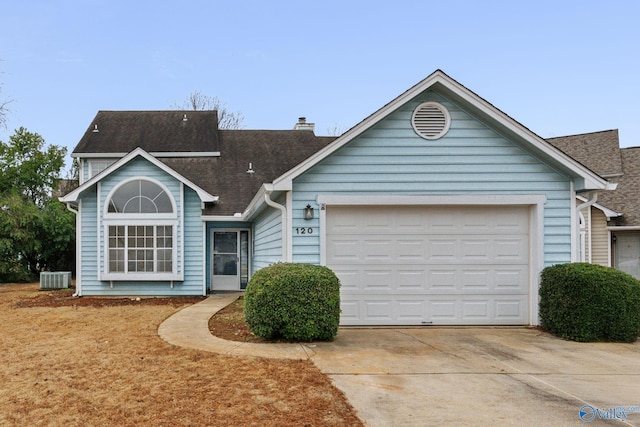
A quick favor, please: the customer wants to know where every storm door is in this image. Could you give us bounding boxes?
[211,230,250,291]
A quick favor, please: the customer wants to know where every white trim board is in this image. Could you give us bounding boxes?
[316,194,547,206]
[317,194,546,325]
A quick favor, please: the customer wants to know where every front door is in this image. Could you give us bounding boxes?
[211,230,250,291]
[614,233,640,279]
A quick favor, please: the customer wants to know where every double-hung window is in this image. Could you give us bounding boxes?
[103,178,180,281]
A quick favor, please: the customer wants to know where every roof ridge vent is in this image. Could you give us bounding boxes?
[411,102,451,140]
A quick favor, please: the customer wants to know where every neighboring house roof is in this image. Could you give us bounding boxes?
[546,130,623,178]
[598,147,640,227]
[72,111,221,155]
[271,70,612,192]
[546,129,640,227]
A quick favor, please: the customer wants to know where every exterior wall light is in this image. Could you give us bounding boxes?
[304,204,314,220]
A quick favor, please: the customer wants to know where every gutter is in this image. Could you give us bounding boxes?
[576,191,598,213]
[576,191,598,264]
[63,202,81,297]
[264,189,289,262]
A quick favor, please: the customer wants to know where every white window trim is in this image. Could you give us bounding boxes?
[101,177,182,282]
[101,219,181,281]
[103,176,177,217]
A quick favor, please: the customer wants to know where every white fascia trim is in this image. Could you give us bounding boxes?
[608,226,640,231]
[201,184,281,223]
[576,195,622,219]
[72,151,221,158]
[272,70,609,192]
[317,194,547,206]
[201,215,247,222]
[435,77,610,191]
[61,147,219,204]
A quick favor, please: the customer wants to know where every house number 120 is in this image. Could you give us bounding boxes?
[295,227,314,235]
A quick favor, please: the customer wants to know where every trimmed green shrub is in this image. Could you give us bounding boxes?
[244,263,341,342]
[539,263,640,342]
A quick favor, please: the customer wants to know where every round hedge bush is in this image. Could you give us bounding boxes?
[539,263,640,342]
[244,263,341,342]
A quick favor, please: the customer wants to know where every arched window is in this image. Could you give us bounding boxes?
[108,179,173,213]
[103,178,178,280]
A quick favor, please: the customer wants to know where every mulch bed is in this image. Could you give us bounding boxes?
[14,287,206,308]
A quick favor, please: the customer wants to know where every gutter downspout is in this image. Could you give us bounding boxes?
[576,191,598,263]
[64,202,81,297]
[264,190,289,262]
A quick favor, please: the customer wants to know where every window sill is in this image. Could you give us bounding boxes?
[100,273,183,282]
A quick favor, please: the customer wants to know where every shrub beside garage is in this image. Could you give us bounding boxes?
[244,263,341,342]
[539,263,640,342]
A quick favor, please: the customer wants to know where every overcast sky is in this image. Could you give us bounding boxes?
[1,0,639,169]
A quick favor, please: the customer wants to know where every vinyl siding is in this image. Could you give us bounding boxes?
[252,198,285,271]
[79,188,98,293]
[78,157,205,296]
[292,90,572,267]
[181,187,206,295]
[591,207,610,266]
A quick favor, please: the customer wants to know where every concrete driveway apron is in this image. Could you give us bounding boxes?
[159,297,640,426]
[308,328,640,427]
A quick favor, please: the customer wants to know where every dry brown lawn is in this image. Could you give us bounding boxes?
[0,283,362,427]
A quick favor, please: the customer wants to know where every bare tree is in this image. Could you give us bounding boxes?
[0,63,11,129]
[327,123,348,136]
[172,90,244,129]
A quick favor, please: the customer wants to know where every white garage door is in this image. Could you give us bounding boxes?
[326,205,530,325]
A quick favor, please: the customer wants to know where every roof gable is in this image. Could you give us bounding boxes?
[73,111,219,155]
[272,70,611,192]
[60,148,218,204]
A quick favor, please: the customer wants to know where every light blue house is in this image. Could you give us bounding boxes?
[60,70,612,326]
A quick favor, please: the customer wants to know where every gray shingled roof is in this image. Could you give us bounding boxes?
[162,130,335,215]
[546,130,623,177]
[547,129,640,226]
[71,111,336,216]
[73,111,220,153]
[597,147,640,226]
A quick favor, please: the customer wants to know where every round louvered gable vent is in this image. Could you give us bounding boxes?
[411,102,451,140]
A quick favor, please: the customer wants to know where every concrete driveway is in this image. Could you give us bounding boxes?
[160,297,640,426]
[309,328,640,426]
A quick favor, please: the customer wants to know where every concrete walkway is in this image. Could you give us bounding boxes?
[158,294,313,360]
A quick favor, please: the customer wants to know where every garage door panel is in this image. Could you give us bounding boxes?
[429,297,526,325]
[327,205,530,325]
[495,299,526,320]
[337,265,528,293]
[493,237,529,260]
[495,269,526,289]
